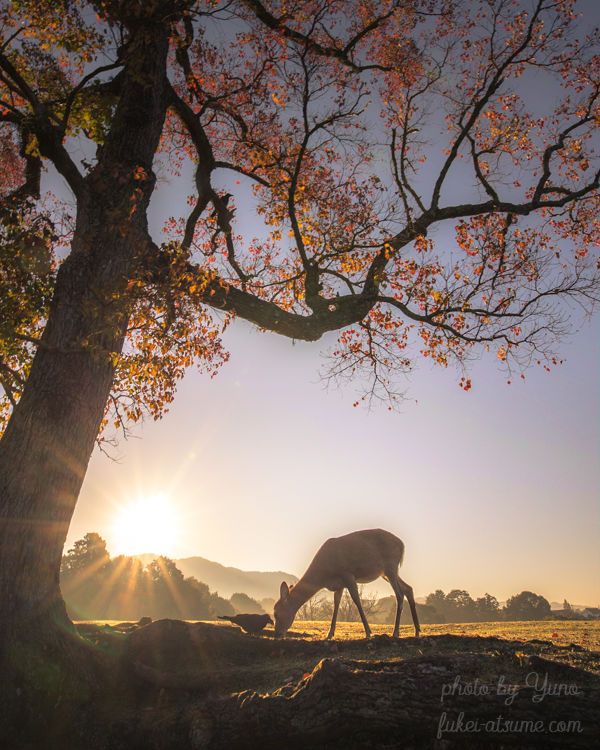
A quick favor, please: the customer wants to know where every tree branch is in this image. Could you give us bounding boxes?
[240,0,397,72]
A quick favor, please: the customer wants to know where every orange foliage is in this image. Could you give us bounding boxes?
[0,0,598,425]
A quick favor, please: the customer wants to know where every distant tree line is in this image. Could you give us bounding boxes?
[60,533,266,622]
[294,588,445,625]
[297,587,564,625]
[423,589,553,623]
[296,588,382,624]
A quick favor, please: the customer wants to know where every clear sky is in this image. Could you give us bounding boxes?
[58,0,599,608]
[66,308,599,605]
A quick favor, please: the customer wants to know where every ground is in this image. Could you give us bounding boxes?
[52,618,598,750]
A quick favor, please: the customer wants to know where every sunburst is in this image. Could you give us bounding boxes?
[112,495,179,556]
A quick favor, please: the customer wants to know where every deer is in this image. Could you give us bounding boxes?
[273,529,420,640]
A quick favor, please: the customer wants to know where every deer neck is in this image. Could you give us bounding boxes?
[289,578,321,609]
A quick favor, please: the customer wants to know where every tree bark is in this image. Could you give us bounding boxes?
[0,14,172,738]
[192,658,600,750]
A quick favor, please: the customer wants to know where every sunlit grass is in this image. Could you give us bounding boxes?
[283,620,600,648]
[420,620,600,649]
[75,619,600,651]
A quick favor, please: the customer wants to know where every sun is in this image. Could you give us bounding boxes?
[112,495,180,556]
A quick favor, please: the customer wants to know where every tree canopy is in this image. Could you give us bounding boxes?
[504,589,552,620]
[426,588,505,622]
[1,0,598,436]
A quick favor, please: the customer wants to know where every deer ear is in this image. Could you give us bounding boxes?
[280,581,289,599]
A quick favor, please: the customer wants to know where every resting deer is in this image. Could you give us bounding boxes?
[273,529,420,639]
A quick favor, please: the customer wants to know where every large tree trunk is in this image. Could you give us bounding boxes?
[0,16,171,742]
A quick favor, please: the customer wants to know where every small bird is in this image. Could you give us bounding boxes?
[218,613,274,635]
[209,192,233,218]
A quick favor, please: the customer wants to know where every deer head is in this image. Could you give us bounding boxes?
[273,581,297,638]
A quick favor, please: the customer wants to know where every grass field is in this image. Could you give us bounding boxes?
[279,619,600,648]
[76,618,600,649]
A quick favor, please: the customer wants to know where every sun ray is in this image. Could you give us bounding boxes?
[155,556,187,618]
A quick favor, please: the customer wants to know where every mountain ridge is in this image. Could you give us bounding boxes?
[175,555,299,600]
[133,552,298,600]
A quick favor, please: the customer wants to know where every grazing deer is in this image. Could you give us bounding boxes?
[274,529,420,639]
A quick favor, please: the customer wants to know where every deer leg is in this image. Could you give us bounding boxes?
[387,574,405,638]
[346,578,372,639]
[326,589,343,640]
[395,575,420,638]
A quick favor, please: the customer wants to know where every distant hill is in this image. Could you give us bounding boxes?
[175,556,298,600]
[132,553,298,600]
[132,552,160,567]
